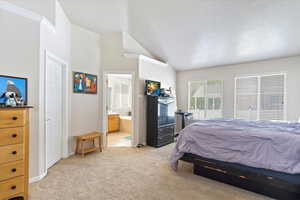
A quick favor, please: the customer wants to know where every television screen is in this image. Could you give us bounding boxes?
[145,80,161,96]
[0,75,28,105]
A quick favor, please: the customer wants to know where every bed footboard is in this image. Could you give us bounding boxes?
[194,163,300,200]
[180,154,300,200]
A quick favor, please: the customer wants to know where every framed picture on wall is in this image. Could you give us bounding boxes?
[0,75,28,105]
[84,73,97,94]
[73,72,85,93]
[73,72,97,94]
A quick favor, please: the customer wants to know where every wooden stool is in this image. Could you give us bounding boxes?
[75,132,102,157]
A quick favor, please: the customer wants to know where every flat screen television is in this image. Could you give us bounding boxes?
[145,80,161,96]
[0,75,28,105]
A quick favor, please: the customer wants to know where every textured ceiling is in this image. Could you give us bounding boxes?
[59,0,126,32]
[128,0,300,70]
[60,0,300,70]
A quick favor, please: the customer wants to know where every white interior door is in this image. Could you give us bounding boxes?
[46,57,63,169]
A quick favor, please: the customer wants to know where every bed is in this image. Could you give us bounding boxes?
[171,119,300,200]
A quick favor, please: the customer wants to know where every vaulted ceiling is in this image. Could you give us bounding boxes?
[59,0,126,32]
[60,0,300,71]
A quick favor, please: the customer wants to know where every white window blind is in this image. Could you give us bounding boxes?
[260,75,285,120]
[235,74,285,121]
[188,80,223,120]
[235,77,258,120]
[108,79,131,109]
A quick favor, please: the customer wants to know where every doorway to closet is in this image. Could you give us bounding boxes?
[45,53,66,170]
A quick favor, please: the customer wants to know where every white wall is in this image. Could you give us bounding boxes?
[177,56,300,121]
[70,24,101,152]
[1,0,73,180]
[138,55,176,144]
[40,2,71,62]
[0,1,72,179]
[38,1,71,178]
[6,0,56,25]
[99,32,139,145]
[122,32,153,58]
[138,56,176,96]
[0,1,101,180]
[101,32,138,71]
[99,33,177,145]
[0,8,41,178]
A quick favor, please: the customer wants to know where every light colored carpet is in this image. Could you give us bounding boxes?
[30,144,273,200]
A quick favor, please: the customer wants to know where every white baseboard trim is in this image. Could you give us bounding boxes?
[68,151,75,157]
[30,152,74,184]
[29,171,47,184]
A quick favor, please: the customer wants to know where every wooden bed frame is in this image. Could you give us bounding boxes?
[180,153,300,200]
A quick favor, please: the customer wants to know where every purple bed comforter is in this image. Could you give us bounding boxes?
[171,118,300,174]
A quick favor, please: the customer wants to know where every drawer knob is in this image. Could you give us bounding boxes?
[11,185,17,190]
[12,116,18,120]
[12,133,18,138]
[12,151,17,155]
[11,168,17,172]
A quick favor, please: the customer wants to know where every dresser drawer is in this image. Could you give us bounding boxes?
[0,128,24,147]
[0,161,24,182]
[0,176,24,200]
[157,134,174,147]
[0,110,26,128]
[0,144,23,165]
[158,125,174,137]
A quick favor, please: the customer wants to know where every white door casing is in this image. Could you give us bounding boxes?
[38,50,69,180]
[45,57,63,169]
[102,71,137,148]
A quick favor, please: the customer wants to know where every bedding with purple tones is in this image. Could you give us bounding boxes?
[171,118,300,174]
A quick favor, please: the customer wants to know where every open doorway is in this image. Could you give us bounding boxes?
[105,73,134,147]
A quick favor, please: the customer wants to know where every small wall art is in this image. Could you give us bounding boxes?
[73,72,97,94]
[0,75,28,106]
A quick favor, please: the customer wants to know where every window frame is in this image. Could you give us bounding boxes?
[234,73,287,121]
[188,80,224,120]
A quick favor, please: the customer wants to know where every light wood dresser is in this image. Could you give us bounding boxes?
[0,107,31,200]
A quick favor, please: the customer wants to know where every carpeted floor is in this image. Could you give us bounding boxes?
[29,144,273,200]
[107,132,132,147]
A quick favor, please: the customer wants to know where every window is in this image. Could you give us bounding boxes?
[108,79,132,110]
[235,74,286,121]
[121,83,130,107]
[188,80,223,120]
